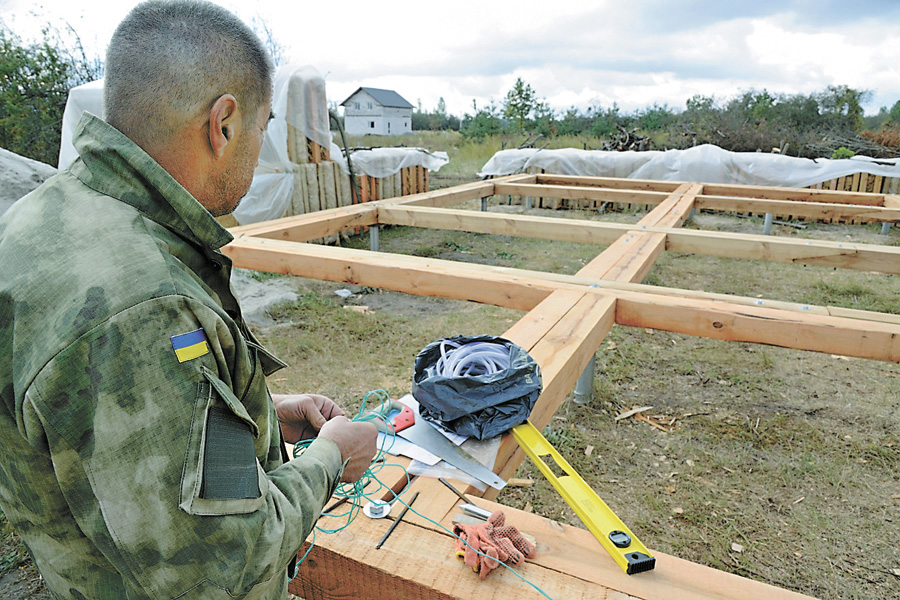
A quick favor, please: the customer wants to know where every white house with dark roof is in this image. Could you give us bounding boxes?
[340,87,414,136]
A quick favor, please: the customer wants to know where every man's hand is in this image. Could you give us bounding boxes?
[272,393,345,444]
[318,417,378,482]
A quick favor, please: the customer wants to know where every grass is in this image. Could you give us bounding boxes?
[252,198,900,599]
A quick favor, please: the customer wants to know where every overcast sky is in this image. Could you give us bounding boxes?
[2,0,899,118]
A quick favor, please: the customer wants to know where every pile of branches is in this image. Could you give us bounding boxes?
[803,131,900,159]
[599,125,652,152]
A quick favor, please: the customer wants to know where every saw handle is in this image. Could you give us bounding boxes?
[363,399,415,434]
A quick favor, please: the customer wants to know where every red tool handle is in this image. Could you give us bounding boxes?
[392,403,415,432]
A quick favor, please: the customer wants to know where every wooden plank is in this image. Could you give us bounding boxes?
[416,166,425,196]
[303,163,321,213]
[319,162,338,211]
[495,182,670,206]
[883,194,900,209]
[336,165,352,209]
[386,181,497,209]
[536,173,683,193]
[694,195,900,223]
[291,476,816,600]
[641,184,702,229]
[615,293,900,363]
[495,183,894,220]
[223,238,553,311]
[536,175,886,205]
[222,238,900,362]
[378,205,900,274]
[228,204,378,243]
[486,292,616,495]
[575,231,666,282]
[290,170,307,216]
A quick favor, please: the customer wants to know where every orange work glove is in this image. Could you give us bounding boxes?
[453,511,536,580]
[483,511,536,566]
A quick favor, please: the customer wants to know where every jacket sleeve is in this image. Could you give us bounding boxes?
[25,294,343,599]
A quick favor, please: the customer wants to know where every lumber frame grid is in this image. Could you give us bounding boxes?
[224,174,900,600]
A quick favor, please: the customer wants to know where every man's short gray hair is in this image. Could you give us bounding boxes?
[105,0,273,147]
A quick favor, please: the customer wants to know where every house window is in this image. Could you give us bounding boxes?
[370,121,375,128]
[368,102,373,109]
[354,102,360,109]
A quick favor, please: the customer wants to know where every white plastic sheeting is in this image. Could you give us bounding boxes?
[58,67,450,225]
[58,79,104,170]
[333,146,448,179]
[478,144,900,189]
[232,64,320,225]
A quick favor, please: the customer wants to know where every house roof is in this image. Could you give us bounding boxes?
[341,87,414,109]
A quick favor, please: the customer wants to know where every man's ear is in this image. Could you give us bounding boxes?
[208,94,239,158]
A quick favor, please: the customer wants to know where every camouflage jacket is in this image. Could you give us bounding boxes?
[0,113,343,599]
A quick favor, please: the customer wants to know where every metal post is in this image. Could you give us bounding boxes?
[481,198,488,212]
[881,222,891,235]
[763,212,774,235]
[370,225,380,252]
[572,355,595,405]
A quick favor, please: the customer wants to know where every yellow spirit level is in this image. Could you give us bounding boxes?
[512,420,656,575]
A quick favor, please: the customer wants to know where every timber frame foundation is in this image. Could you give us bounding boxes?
[224,174,900,600]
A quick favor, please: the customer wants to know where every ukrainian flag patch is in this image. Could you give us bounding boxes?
[171,328,210,363]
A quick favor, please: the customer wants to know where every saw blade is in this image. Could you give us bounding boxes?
[397,419,506,491]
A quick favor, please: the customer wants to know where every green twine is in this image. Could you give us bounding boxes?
[291,390,555,600]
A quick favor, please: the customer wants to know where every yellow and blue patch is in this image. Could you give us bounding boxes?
[171,328,210,363]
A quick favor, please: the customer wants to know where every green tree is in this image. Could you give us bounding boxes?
[502,78,536,133]
[0,22,102,165]
[816,85,869,132]
[589,103,621,138]
[634,103,675,131]
[889,100,900,125]
[531,99,555,137]
[461,99,501,139]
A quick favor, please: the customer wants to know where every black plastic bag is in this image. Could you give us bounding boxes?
[411,335,542,440]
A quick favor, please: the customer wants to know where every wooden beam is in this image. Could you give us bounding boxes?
[487,291,617,497]
[291,477,817,600]
[493,183,898,221]
[640,183,702,229]
[575,231,666,282]
[228,203,378,242]
[535,173,683,193]
[495,182,670,206]
[615,293,900,362]
[698,182,885,205]
[223,237,553,311]
[535,173,887,205]
[385,174,533,208]
[378,205,900,274]
[694,195,900,222]
[224,237,900,363]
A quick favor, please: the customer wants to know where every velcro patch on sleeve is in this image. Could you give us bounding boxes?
[200,407,260,500]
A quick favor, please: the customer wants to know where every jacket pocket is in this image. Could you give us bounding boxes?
[178,368,269,516]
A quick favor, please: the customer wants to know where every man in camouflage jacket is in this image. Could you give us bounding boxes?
[0,1,376,598]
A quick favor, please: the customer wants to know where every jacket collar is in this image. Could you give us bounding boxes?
[68,112,234,252]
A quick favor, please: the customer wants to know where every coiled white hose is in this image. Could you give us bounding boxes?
[435,339,510,377]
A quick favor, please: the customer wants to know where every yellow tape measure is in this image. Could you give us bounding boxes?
[512,421,656,575]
